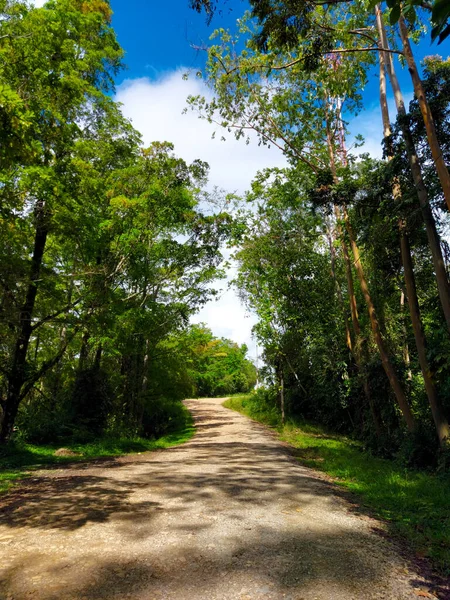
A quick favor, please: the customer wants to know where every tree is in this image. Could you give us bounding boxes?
[0,0,235,442]
[0,0,123,442]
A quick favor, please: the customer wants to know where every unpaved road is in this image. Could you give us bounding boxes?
[0,399,439,599]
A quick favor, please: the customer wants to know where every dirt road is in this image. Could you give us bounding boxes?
[0,399,433,599]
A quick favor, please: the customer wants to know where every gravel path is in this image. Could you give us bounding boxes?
[0,398,437,599]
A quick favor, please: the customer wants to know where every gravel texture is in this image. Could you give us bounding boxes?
[0,398,438,599]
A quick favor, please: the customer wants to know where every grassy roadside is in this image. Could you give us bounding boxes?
[0,406,195,495]
[223,394,450,577]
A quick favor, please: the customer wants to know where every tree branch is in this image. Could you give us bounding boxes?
[30,298,83,331]
[19,328,80,402]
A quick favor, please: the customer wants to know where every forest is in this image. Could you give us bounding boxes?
[0,0,256,449]
[2,1,450,591]
[189,0,450,469]
[0,0,450,470]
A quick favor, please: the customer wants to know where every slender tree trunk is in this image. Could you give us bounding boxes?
[0,201,49,443]
[141,339,150,395]
[79,332,90,371]
[138,339,150,428]
[375,6,450,335]
[279,366,285,426]
[326,122,383,436]
[93,344,102,372]
[400,231,449,446]
[400,290,413,381]
[398,15,450,212]
[326,222,353,353]
[326,121,361,340]
[342,206,416,432]
[376,36,449,447]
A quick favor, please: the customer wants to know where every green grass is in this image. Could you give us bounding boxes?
[0,407,195,495]
[223,394,450,576]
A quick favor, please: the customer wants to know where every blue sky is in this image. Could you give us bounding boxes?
[33,0,448,354]
[111,0,243,83]
[107,1,448,355]
[110,1,443,97]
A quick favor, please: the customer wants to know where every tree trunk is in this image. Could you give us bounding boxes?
[93,344,103,372]
[400,290,413,381]
[279,366,285,426]
[400,230,449,446]
[79,332,90,371]
[326,221,353,353]
[141,339,150,395]
[326,122,382,436]
[375,6,450,335]
[336,207,361,337]
[377,24,449,446]
[0,201,49,443]
[398,15,450,212]
[342,206,416,432]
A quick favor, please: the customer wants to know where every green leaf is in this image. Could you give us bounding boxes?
[432,0,450,22]
[403,5,417,25]
[389,5,401,24]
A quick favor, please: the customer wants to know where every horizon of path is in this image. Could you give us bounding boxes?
[0,398,439,599]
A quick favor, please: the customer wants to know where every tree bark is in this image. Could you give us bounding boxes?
[326,120,382,436]
[398,15,450,212]
[0,201,49,443]
[400,290,412,381]
[376,32,449,447]
[342,206,416,432]
[400,230,449,446]
[326,221,353,353]
[79,332,90,371]
[375,6,450,335]
[279,366,285,426]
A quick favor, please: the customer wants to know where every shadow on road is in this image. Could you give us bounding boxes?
[0,400,445,599]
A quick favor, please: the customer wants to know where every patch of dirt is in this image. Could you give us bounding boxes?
[54,448,82,457]
[0,398,447,600]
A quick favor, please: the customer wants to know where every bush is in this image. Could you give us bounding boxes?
[240,387,281,427]
[396,425,440,470]
[69,367,113,437]
[141,396,191,438]
[16,401,69,444]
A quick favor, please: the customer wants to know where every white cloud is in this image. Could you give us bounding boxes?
[116,71,287,195]
[192,283,258,353]
[115,71,286,358]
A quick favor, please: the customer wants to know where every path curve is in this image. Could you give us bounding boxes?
[0,399,432,599]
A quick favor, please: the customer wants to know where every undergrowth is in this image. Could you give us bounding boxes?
[223,394,450,577]
[0,405,194,494]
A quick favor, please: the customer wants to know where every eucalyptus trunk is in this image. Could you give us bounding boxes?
[326,223,353,353]
[400,291,412,381]
[375,6,450,335]
[398,15,450,212]
[377,31,449,447]
[279,365,285,426]
[400,231,449,447]
[342,207,416,432]
[326,125,383,436]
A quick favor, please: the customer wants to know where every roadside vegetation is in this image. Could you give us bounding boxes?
[224,393,450,577]
[0,406,195,494]
[2,0,450,582]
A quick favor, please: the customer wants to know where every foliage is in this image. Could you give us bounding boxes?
[178,324,257,397]
[189,0,450,463]
[190,0,450,44]
[0,404,194,494]
[0,0,254,448]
